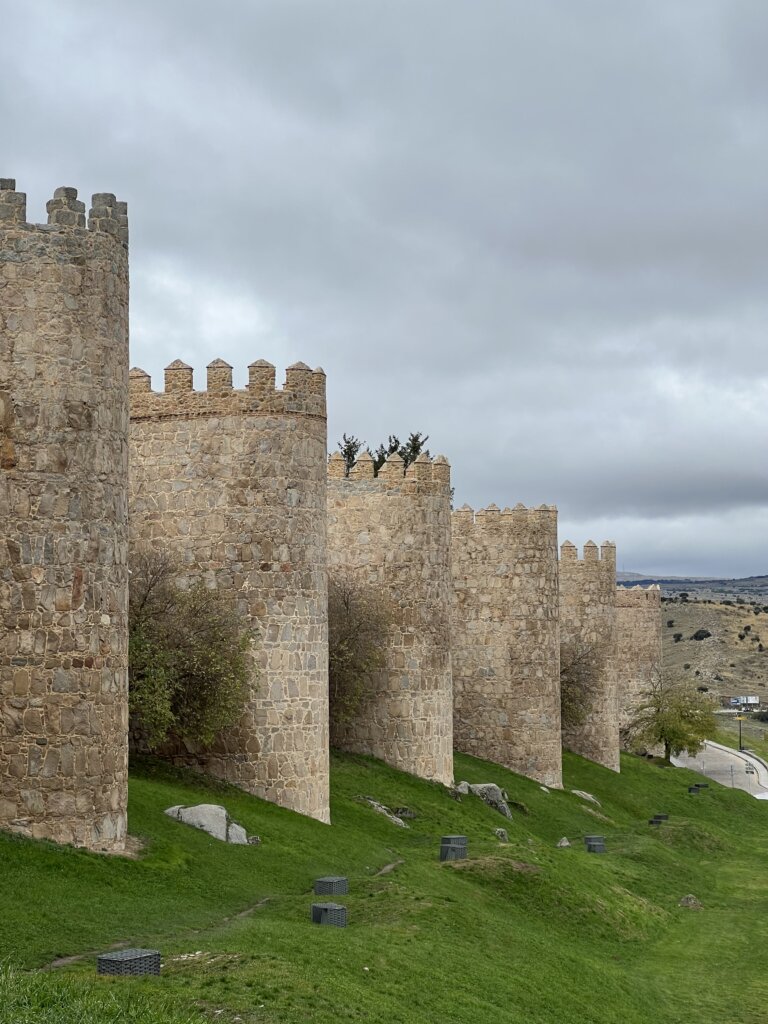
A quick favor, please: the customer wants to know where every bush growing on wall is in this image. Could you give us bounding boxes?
[559,636,597,728]
[128,551,252,750]
[328,570,394,724]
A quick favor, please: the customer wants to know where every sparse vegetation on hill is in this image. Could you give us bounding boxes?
[3,751,768,1023]
[662,598,768,699]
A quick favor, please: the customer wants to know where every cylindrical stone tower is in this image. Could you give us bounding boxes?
[559,540,619,771]
[617,585,662,738]
[326,451,454,786]
[0,180,130,850]
[451,503,562,788]
[129,360,330,823]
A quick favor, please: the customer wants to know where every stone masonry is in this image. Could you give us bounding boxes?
[451,503,562,788]
[129,360,330,823]
[559,541,619,771]
[326,451,453,785]
[0,180,129,851]
[616,585,662,737]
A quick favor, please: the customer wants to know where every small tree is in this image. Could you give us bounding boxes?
[370,432,430,475]
[626,675,716,762]
[328,570,393,724]
[338,433,364,478]
[129,551,253,750]
[559,636,598,728]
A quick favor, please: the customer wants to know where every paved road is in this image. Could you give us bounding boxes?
[673,741,768,799]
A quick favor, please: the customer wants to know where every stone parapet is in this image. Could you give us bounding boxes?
[0,179,130,851]
[326,453,453,785]
[129,361,330,823]
[130,361,326,421]
[559,541,619,771]
[452,503,562,788]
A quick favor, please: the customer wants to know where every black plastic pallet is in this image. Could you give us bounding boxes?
[314,876,349,896]
[97,949,161,976]
[311,902,347,927]
[440,844,468,861]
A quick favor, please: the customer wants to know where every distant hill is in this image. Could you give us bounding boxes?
[662,597,768,699]
[618,574,768,600]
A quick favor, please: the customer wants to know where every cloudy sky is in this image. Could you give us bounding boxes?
[3,1,767,576]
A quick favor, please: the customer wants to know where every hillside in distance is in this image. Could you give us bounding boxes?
[618,573,768,601]
[662,597,768,700]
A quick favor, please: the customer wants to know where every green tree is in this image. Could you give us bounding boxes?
[338,433,363,478]
[129,551,253,750]
[371,432,430,475]
[328,570,393,724]
[626,675,716,762]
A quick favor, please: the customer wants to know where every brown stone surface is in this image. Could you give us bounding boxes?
[129,361,330,823]
[326,452,453,785]
[0,181,129,851]
[617,585,662,737]
[559,541,619,771]
[452,503,562,788]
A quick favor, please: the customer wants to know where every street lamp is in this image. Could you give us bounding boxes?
[736,713,745,751]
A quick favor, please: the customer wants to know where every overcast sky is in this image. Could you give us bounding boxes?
[3,1,767,576]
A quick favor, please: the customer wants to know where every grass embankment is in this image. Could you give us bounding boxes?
[2,751,768,1023]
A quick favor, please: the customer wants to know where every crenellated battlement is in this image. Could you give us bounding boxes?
[560,540,616,566]
[452,501,558,534]
[130,360,327,420]
[0,179,128,247]
[327,450,451,490]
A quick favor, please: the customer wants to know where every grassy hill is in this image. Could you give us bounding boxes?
[662,598,768,698]
[3,750,768,1023]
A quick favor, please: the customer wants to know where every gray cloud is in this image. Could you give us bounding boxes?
[2,0,767,576]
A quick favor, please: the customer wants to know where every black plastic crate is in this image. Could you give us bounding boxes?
[314,876,349,896]
[441,835,468,846]
[649,819,661,826]
[311,902,347,927]
[440,843,468,862]
[583,835,605,845]
[586,842,606,854]
[688,786,700,794]
[97,949,161,976]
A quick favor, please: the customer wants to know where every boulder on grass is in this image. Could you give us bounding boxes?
[164,804,250,844]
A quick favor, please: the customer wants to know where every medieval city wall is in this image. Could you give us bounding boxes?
[451,503,562,788]
[559,540,619,771]
[616,585,662,737]
[0,180,129,851]
[326,451,453,785]
[129,359,330,823]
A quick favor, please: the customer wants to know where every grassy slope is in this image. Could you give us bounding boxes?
[2,751,768,1024]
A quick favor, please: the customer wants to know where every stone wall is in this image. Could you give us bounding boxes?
[0,180,129,851]
[559,540,619,771]
[129,360,330,822]
[617,585,662,736]
[326,451,453,785]
[451,503,562,788]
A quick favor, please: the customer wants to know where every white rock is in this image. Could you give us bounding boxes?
[164,803,250,844]
[571,789,601,806]
[227,822,248,845]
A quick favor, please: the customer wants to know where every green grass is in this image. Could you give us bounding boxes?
[2,750,768,1023]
